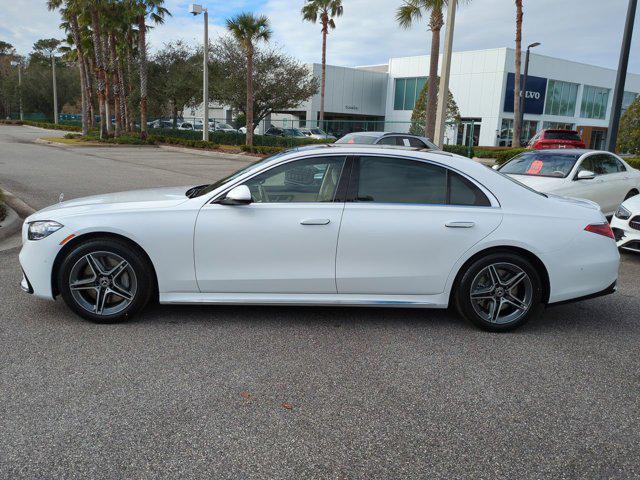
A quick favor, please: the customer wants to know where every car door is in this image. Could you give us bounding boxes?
[194,155,348,293]
[336,155,503,295]
[572,154,624,214]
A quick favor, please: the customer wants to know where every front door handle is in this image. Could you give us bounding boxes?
[445,221,475,228]
[300,218,330,225]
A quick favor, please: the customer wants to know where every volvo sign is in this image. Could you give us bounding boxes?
[503,72,547,115]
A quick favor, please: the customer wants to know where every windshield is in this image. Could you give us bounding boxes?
[189,151,291,198]
[310,128,325,135]
[282,128,306,137]
[217,123,233,129]
[335,133,377,144]
[545,130,581,141]
[499,152,580,178]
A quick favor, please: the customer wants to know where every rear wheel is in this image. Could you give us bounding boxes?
[455,252,543,332]
[57,238,153,323]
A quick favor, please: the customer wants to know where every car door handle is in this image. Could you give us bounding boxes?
[445,221,475,228]
[300,218,330,225]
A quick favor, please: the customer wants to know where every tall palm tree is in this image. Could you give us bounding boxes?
[133,0,170,139]
[226,13,272,147]
[397,0,466,141]
[512,0,523,147]
[301,0,343,129]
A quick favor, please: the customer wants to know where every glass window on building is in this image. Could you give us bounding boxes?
[499,119,539,147]
[543,121,575,130]
[393,77,428,110]
[622,91,638,115]
[580,85,610,119]
[544,80,579,117]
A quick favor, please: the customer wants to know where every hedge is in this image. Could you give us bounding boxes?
[625,157,640,169]
[443,144,474,158]
[0,119,83,131]
[493,148,529,165]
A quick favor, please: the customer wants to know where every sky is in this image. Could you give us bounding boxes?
[1,0,639,72]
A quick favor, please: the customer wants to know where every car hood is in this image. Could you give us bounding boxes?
[621,193,640,212]
[29,186,192,220]
[506,174,567,192]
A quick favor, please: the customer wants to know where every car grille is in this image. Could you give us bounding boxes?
[630,216,640,231]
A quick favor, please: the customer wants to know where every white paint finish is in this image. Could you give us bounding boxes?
[611,194,640,253]
[194,202,345,294]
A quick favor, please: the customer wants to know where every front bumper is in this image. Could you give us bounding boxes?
[18,226,67,300]
[611,216,640,254]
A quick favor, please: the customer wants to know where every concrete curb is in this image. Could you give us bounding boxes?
[1,187,36,218]
[0,204,21,241]
[157,144,252,160]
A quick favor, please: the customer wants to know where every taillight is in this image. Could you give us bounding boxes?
[585,223,615,239]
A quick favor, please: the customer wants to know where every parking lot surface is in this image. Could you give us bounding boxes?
[1,125,640,479]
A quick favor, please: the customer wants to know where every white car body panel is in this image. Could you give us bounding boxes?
[505,150,640,216]
[611,194,640,254]
[19,146,619,311]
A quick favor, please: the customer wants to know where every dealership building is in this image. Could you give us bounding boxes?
[191,47,640,148]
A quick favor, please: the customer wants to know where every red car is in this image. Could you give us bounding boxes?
[527,129,586,150]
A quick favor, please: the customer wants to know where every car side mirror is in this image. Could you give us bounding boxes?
[577,170,596,180]
[492,164,500,170]
[219,185,252,205]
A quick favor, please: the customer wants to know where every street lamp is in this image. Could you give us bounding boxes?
[10,59,23,121]
[518,41,541,140]
[190,3,209,142]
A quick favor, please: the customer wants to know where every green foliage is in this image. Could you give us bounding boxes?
[494,148,529,165]
[240,145,286,155]
[301,0,344,29]
[148,127,329,147]
[0,119,82,131]
[624,157,640,170]
[409,78,460,136]
[617,96,640,155]
[443,144,473,157]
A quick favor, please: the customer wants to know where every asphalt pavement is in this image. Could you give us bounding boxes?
[1,125,640,479]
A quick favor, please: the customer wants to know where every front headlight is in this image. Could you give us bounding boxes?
[615,205,632,220]
[28,221,63,240]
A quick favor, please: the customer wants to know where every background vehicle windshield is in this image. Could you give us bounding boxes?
[310,128,325,135]
[499,152,580,178]
[335,133,377,144]
[545,130,582,141]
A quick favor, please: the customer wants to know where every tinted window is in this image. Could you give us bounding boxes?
[335,133,378,145]
[544,130,582,141]
[244,156,346,203]
[448,171,491,206]
[583,154,624,175]
[500,152,579,178]
[356,157,447,204]
[376,136,397,146]
[406,137,427,148]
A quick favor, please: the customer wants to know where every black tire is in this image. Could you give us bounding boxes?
[624,190,639,201]
[454,252,543,332]
[57,238,154,323]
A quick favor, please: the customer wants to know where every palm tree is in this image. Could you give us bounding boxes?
[512,0,523,147]
[301,0,343,130]
[226,13,272,147]
[397,0,466,141]
[133,0,170,139]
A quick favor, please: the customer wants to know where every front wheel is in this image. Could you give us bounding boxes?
[454,252,543,332]
[57,238,154,323]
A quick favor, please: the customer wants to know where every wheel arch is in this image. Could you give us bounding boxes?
[51,231,159,299]
[448,245,551,307]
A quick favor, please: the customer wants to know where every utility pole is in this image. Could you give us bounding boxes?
[203,8,209,142]
[607,0,637,152]
[434,0,456,148]
[52,54,59,124]
[11,60,23,121]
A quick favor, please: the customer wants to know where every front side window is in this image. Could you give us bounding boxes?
[580,154,624,176]
[500,152,580,178]
[355,156,490,206]
[243,156,346,203]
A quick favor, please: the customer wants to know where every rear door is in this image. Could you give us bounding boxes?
[336,155,503,295]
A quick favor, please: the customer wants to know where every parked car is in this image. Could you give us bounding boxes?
[611,195,640,254]
[147,119,175,129]
[211,122,238,134]
[177,122,194,131]
[264,126,307,138]
[19,145,619,331]
[498,149,640,217]
[527,129,586,150]
[300,127,336,141]
[336,131,438,150]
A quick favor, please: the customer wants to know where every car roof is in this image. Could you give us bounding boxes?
[343,131,423,138]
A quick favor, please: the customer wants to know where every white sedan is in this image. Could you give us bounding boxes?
[611,194,640,254]
[19,145,619,331]
[498,149,640,216]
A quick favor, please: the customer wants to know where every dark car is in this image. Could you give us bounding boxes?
[264,126,307,138]
[527,129,586,150]
[335,131,438,150]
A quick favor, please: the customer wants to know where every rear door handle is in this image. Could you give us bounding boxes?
[445,221,475,228]
[300,218,330,225]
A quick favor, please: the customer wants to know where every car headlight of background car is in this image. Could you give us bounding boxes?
[27,221,63,240]
[615,205,632,220]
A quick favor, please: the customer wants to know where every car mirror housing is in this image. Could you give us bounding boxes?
[577,170,596,180]
[219,185,252,205]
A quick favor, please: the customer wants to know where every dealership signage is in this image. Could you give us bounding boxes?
[503,72,548,115]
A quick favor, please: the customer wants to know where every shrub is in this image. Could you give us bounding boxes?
[0,119,24,125]
[625,157,640,170]
[494,148,529,165]
[443,144,474,158]
[618,96,640,154]
[240,145,287,155]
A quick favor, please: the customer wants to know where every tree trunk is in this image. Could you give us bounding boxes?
[425,8,443,141]
[84,56,95,128]
[138,14,148,139]
[246,43,254,147]
[126,30,136,132]
[69,13,89,136]
[512,0,523,148]
[108,34,122,136]
[320,14,328,129]
[116,57,127,132]
[172,99,178,128]
[102,34,112,135]
[90,10,107,138]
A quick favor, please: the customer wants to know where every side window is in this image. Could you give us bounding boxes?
[243,156,346,203]
[577,156,595,174]
[376,136,397,146]
[405,137,427,148]
[589,154,620,175]
[448,171,491,206]
[356,156,447,204]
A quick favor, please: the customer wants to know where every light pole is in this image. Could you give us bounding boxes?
[51,53,59,124]
[518,42,540,142]
[190,3,209,141]
[607,0,637,152]
[10,60,23,121]
[434,0,456,147]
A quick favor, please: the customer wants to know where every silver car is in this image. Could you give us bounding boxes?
[336,131,437,150]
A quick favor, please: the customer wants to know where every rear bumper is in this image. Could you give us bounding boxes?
[548,281,616,307]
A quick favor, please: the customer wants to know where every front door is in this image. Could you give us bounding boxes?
[336,155,503,295]
[194,155,347,293]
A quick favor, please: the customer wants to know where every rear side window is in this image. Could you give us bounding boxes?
[355,156,490,206]
[336,133,378,144]
[544,130,582,141]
